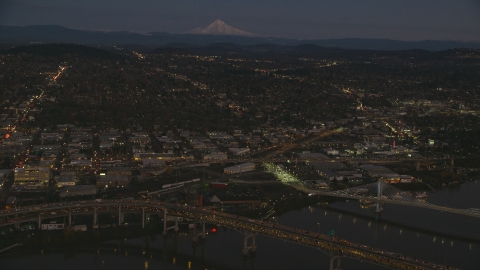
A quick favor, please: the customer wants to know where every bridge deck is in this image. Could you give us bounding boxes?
[312,190,480,218]
[0,200,454,270]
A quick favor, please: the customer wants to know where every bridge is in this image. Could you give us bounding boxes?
[314,181,480,218]
[0,200,455,270]
[264,162,480,219]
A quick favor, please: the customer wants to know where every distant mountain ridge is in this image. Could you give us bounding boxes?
[185,20,255,37]
[1,25,480,51]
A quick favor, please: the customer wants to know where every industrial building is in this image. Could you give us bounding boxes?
[96,174,130,189]
[59,185,97,198]
[223,163,256,174]
[57,171,76,188]
[203,153,228,160]
[361,165,400,183]
[14,167,50,185]
[228,148,250,156]
[106,167,132,176]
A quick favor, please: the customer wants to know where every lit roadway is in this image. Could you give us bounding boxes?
[253,127,347,158]
[0,200,455,270]
[173,156,454,170]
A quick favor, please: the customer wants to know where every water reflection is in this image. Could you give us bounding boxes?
[2,182,480,270]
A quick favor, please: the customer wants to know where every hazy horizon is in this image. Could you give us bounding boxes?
[1,0,479,41]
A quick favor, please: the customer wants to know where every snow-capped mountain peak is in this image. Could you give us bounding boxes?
[186,20,255,37]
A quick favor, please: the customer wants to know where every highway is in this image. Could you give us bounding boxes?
[0,200,456,270]
[250,127,347,158]
[172,156,455,170]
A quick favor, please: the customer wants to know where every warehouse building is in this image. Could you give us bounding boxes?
[224,163,256,174]
[96,174,130,189]
[14,167,50,186]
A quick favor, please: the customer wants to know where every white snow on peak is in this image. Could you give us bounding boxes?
[186,20,255,37]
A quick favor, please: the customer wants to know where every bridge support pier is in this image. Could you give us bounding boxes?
[375,202,383,213]
[375,181,383,213]
[38,214,42,229]
[141,208,151,229]
[174,217,179,232]
[329,256,341,270]
[93,207,98,226]
[68,209,72,226]
[163,209,179,235]
[118,205,121,225]
[192,220,206,242]
[192,221,197,242]
[14,223,20,231]
[163,209,168,235]
[242,233,256,256]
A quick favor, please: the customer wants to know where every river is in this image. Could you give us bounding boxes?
[1,181,479,270]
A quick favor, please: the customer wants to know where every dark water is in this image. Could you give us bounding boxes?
[1,181,480,270]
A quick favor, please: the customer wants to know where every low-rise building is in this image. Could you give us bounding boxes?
[203,153,228,160]
[319,170,343,181]
[228,148,250,156]
[142,159,166,167]
[106,167,132,176]
[224,163,256,174]
[400,175,415,183]
[134,152,175,161]
[14,167,50,185]
[69,160,92,168]
[96,175,129,189]
[57,171,76,188]
[59,185,97,198]
[361,165,400,183]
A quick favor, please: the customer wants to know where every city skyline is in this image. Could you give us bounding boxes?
[1,0,480,41]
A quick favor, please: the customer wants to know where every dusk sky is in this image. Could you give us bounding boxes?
[1,0,479,41]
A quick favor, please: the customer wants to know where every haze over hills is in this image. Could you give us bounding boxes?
[1,24,480,51]
[185,20,256,37]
